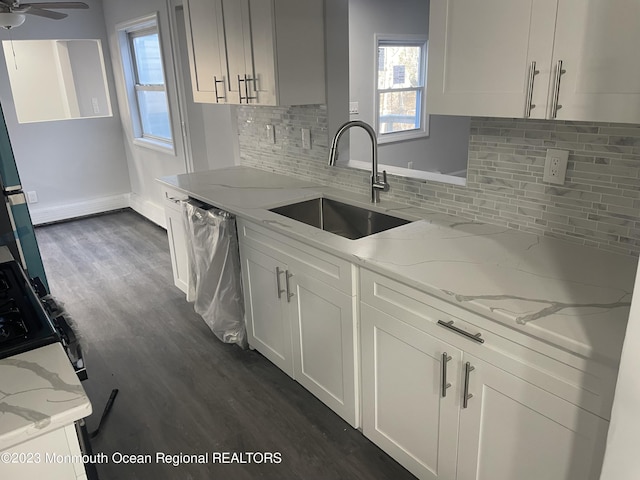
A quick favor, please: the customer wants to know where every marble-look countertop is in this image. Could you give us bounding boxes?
[159,166,637,365]
[0,343,92,451]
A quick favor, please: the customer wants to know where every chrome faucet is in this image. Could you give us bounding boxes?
[328,120,390,203]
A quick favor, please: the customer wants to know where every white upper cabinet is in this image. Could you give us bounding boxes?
[550,0,640,122]
[427,0,557,119]
[184,0,326,106]
[427,0,640,123]
[183,0,227,103]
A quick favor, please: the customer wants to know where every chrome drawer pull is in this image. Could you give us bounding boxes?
[441,352,452,398]
[166,196,183,205]
[463,361,475,409]
[437,320,485,344]
[275,267,285,299]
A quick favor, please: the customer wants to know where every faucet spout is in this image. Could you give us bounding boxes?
[328,120,390,203]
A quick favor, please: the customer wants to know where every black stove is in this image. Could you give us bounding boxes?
[0,260,59,360]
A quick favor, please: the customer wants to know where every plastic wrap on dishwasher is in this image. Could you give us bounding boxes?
[183,201,247,349]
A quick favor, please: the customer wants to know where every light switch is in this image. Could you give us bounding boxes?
[266,124,275,144]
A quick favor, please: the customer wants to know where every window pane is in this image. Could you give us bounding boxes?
[131,33,165,85]
[377,45,422,90]
[136,90,172,141]
[378,91,421,134]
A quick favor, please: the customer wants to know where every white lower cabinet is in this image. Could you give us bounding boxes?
[162,187,189,295]
[361,303,461,480]
[360,269,611,480]
[238,219,358,427]
[0,424,87,480]
[457,354,609,480]
[241,245,294,376]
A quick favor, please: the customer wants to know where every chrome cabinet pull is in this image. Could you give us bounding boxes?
[275,267,285,299]
[213,76,225,103]
[441,352,452,398]
[463,362,475,409]
[524,61,539,117]
[166,196,183,205]
[285,270,294,302]
[437,320,485,344]
[237,75,246,103]
[244,74,257,102]
[551,60,566,118]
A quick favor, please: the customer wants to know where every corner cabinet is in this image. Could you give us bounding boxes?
[182,0,326,106]
[427,0,640,123]
[161,186,190,296]
[360,269,615,480]
[237,219,358,427]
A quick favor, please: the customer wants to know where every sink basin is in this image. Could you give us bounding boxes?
[270,198,412,240]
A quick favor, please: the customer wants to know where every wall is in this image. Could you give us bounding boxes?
[67,40,111,118]
[102,0,239,226]
[348,0,469,175]
[0,0,131,226]
[238,106,640,257]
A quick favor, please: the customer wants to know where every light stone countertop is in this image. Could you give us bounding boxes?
[159,166,638,366]
[0,343,92,451]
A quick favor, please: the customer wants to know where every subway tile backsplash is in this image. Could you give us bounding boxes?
[237,106,640,257]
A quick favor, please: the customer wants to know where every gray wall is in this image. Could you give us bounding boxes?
[0,0,130,221]
[348,0,470,174]
[102,0,239,225]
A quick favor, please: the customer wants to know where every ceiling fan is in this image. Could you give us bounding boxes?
[0,1,88,29]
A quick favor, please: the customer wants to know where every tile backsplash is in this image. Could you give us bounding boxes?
[237,106,640,257]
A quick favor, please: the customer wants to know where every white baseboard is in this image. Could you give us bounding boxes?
[29,194,131,226]
[128,193,166,229]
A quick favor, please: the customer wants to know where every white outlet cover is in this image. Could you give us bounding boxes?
[349,101,359,115]
[543,149,569,185]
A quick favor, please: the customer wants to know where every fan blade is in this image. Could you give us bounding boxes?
[21,2,88,9]
[24,7,67,19]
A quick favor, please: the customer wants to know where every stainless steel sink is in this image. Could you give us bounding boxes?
[270,198,412,240]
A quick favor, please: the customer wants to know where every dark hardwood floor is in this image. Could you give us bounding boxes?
[35,210,415,480]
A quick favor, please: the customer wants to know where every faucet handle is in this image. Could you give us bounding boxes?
[382,170,390,191]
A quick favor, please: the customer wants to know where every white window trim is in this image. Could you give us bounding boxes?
[116,12,176,155]
[374,34,429,145]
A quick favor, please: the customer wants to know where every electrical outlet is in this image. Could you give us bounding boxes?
[26,191,38,204]
[265,124,275,144]
[301,128,311,150]
[349,102,359,115]
[543,149,569,185]
[91,98,100,114]
[407,161,414,169]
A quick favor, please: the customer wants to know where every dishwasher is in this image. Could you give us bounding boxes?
[182,199,247,348]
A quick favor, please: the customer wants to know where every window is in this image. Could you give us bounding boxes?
[376,36,428,143]
[117,14,174,152]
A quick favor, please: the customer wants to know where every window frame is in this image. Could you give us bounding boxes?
[116,13,175,154]
[374,34,429,145]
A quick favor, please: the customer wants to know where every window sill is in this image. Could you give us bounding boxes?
[133,137,175,156]
[377,128,429,145]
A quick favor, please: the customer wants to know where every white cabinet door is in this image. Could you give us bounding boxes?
[550,0,640,123]
[427,0,557,118]
[361,303,461,480]
[183,0,228,103]
[164,199,189,295]
[289,271,357,427]
[247,0,277,105]
[221,0,253,104]
[240,244,294,376]
[457,354,609,480]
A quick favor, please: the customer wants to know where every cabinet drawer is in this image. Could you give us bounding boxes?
[237,218,353,294]
[361,269,618,420]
